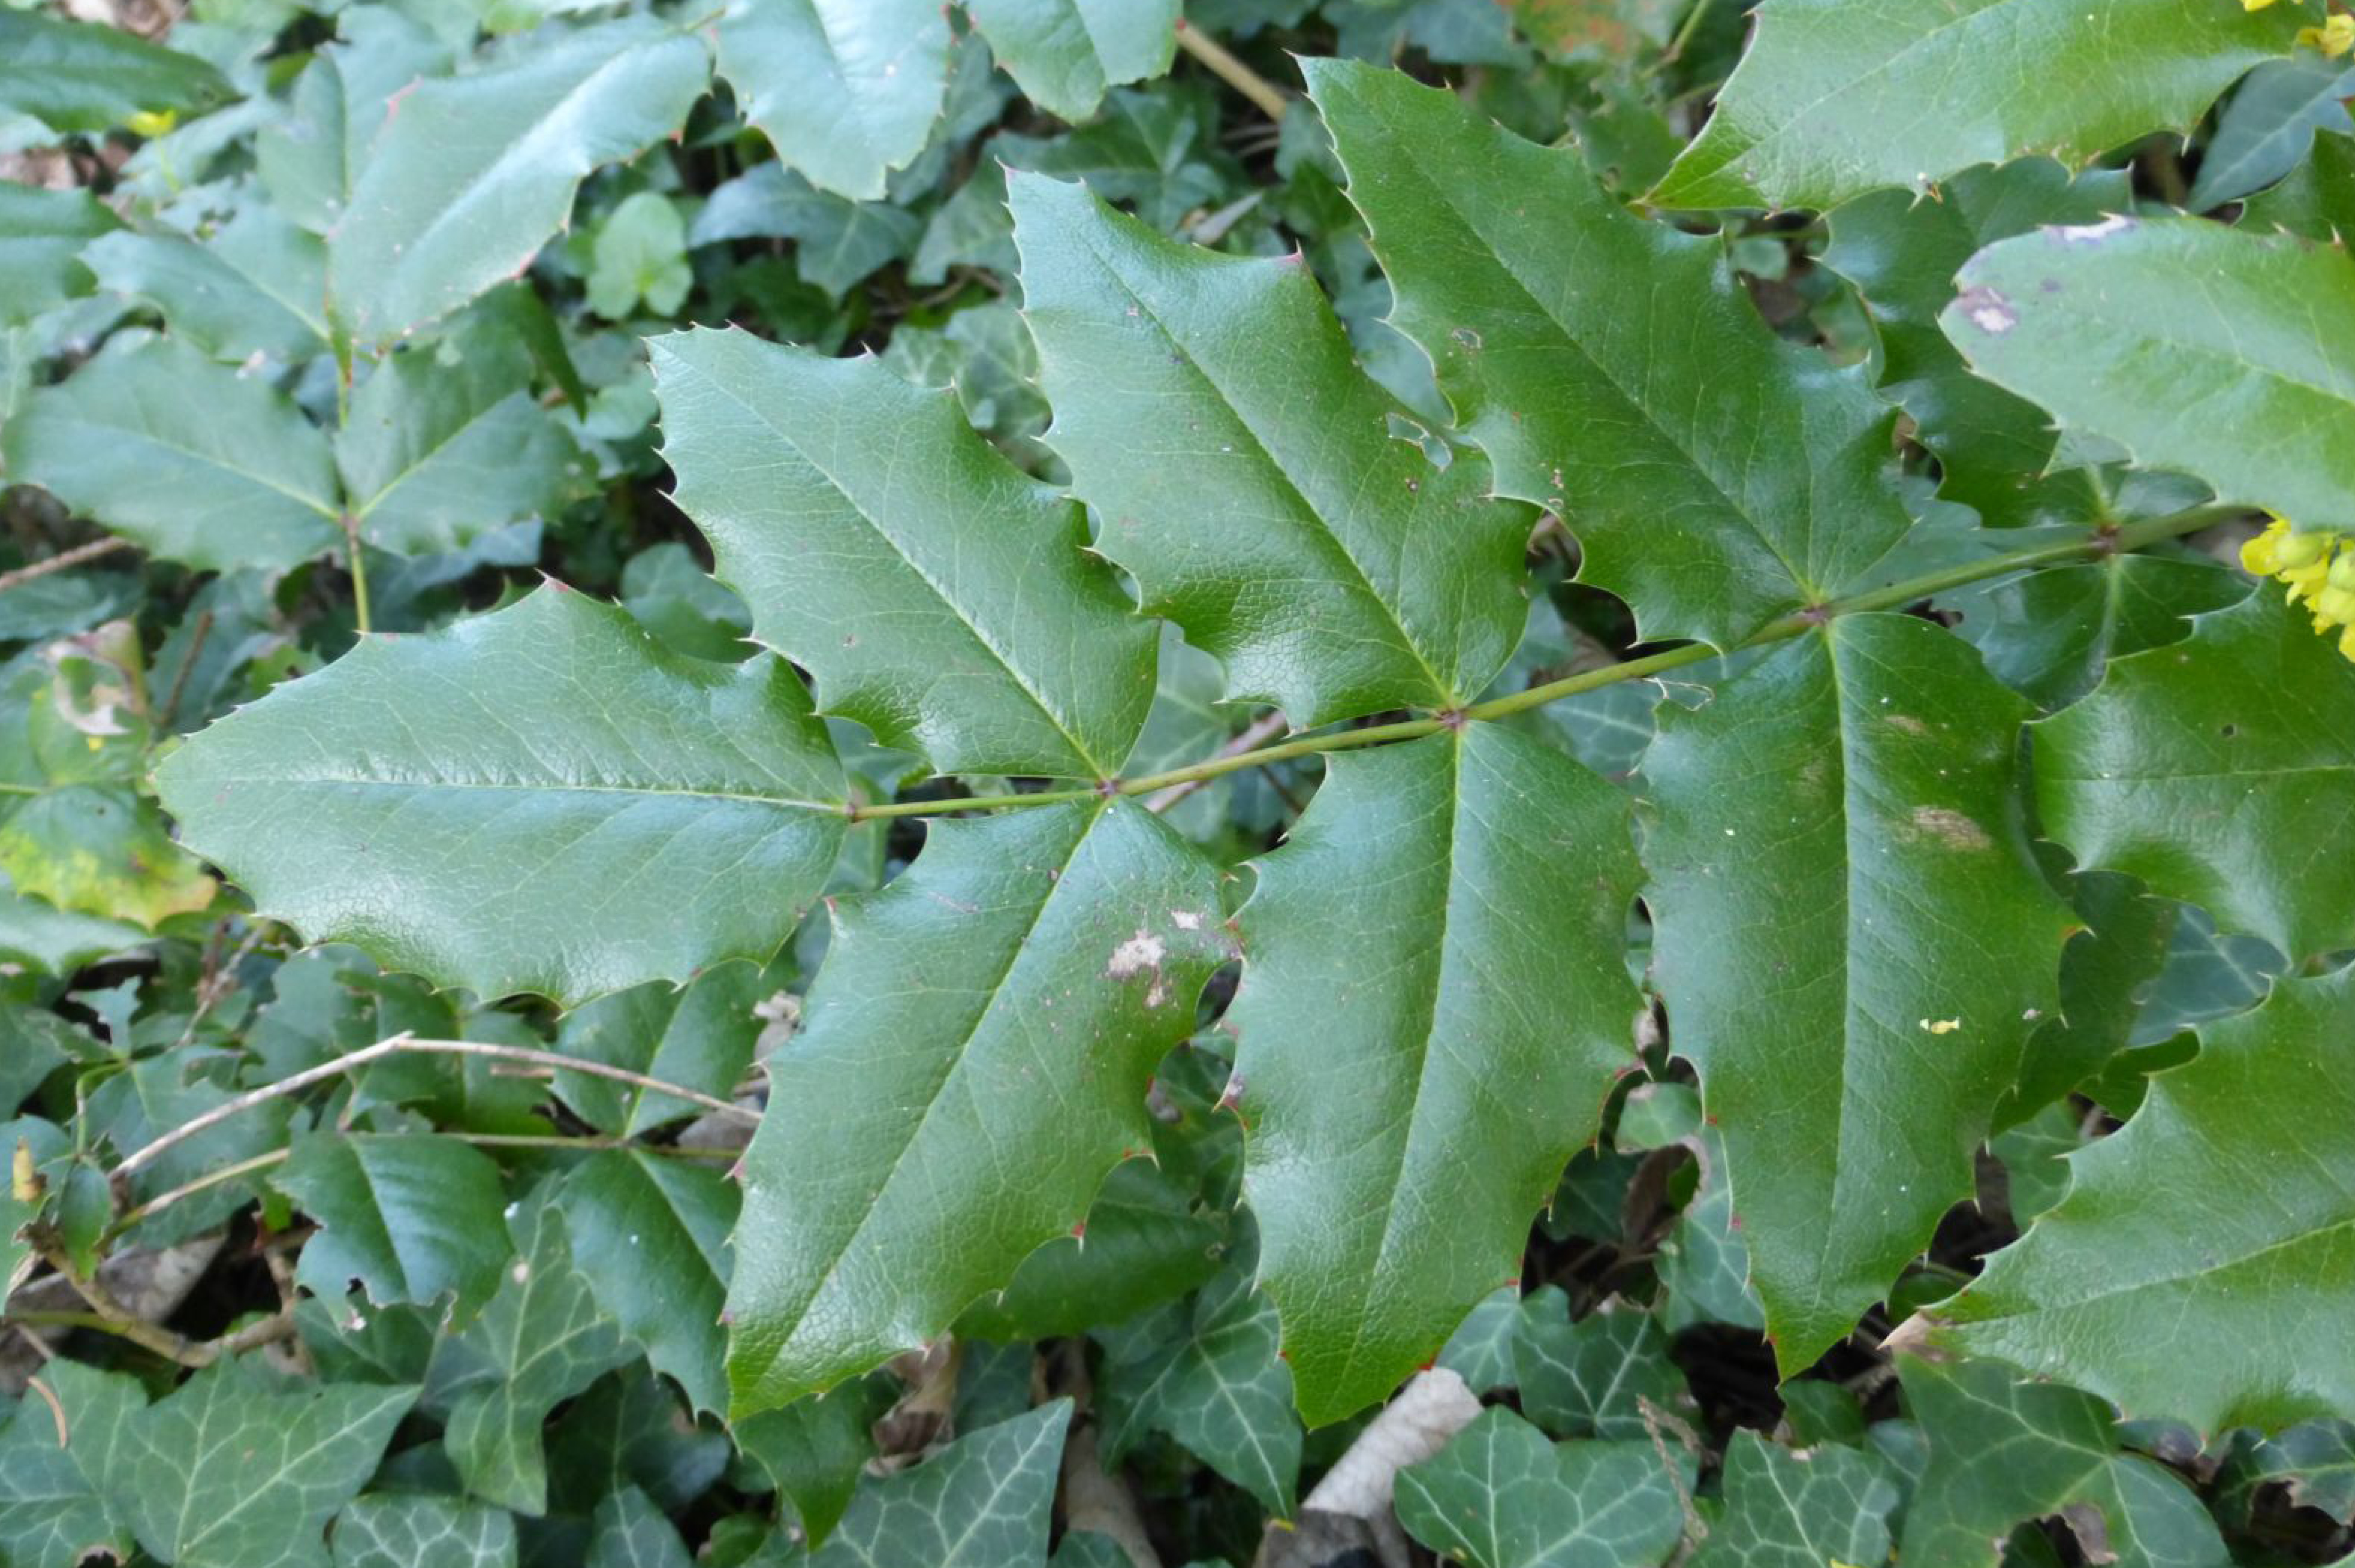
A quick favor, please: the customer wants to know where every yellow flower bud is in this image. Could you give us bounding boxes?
[2298,12,2355,53]
[2331,551,2355,591]
[124,109,177,139]
[2275,528,2330,570]
[2319,584,2355,624]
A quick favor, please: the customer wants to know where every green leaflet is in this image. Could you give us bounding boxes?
[1944,216,2355,534]
[1229,723,1643,1424]
[0,185,118,328]
[2245,126,2355,240]
[714,0,949,201]
[732,1380,884,1546]
[809,1401,1071,1568]
[960,1156,1226,1341]
[156,587,846,1006]
[1822,159,2127,531]
[1393,1407,1690,1568]
[0,10,232,138]
[2033,589,2355,962]
[332,1496,517,1568]
[1649,0,2301,211]
[587,193,693,321]
[1943,552,2250,712]
[965,0,1180,121]
[255,9,453,236]
[1009,170,1530,722]
[1999,872,2179,1127]
[1689,1430,1902,1568]
[651,329,1156,779]
[2,334,341,573]
[724,800,1226,1417]
[1306,61,1915,651]
[330,16,711,343]
[1643,614,2074,1371]
[274,1131,512,1316]
[82,205,330,364]
[2188,51,2355,212]
[92,1358,417,1568]
[556,1150,737,1418]
[1916,967,2355,1435]
[1896,1355,2229,1568]
[552,964,769,1136]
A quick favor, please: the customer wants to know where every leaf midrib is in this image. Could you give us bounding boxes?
[180,771,844,814]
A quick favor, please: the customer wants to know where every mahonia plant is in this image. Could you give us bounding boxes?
[2,0,2355,1564]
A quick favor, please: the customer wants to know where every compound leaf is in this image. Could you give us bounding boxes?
[714,0,949,201]
[651,328,1156,779]
[725,801,1226,1417]
[1307,60,1914,651]
[156,587,846,1006]
[331,16,710,343]
[1229,722,1643,1424]
[1913,966,2355,1435]
[1010,169,1530,722]
[1943,216,2355,535]
[1649,0,2300,211]
[2033,588,2355,962]
[1642,615,2074,1370]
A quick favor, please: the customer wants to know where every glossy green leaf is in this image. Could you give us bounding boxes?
[331,17,711,343]
[587,1486,694,1568]
[1307,60,1914,651]
[1099,1246,1300,1516]
[557,1150,737,1418]
[333,1496,518,1568]
[2034,589,2355,961]
[1823,160,2126,530]
[1916,966,2355,1434]
[439,1199,635,1514]
[1010,169,1530,721]
[0,185,118,328]
[966,0,1180,122]
[87,1047,292,1245]
[0,1366,132,1568]
[274,1131,511,1316]
[1393,1407,1689,1568]
[545,1369,731,1519]
[0,783,214,928]
[959,1156,1225,1341]
[1944,552,2249,711]
[1944,216,2355,534]
[0,10,232,138]
[809,1401,1070,1568]
[1896,1355,2229,1568]
[588,193,692,321]
[2001,872,2178,1126]
[725,801,1225,1415]
[97,1358,417,1568]
[714,0,949,201]
[732,1381,884,1546]
[651,328,1156,779]
[1689,1430,1901,1568]
[336,332,579,555]
[2244,126,2355,239]
[2215,1420,2355,1530]
[1512,1300,1689,1442]
[1649,0,2300,211]
[689,164,923,299]
[157,587,846,1006]
[552,965,767,1136]
[1230,723,1642,1423]
[255,10,453,236]
[82,206,329,364]
[2190,52,2355,211]
[0,874,146,975]
[2,334,341,572]
[1643,615,2074,1370]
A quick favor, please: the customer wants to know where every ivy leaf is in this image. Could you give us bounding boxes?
[547,1369,731,1518]
[1822,160,2127,531]
[1648,0,2300,211]
[1230,723,1642,1423]
[1944,217,2355,534]
[651,328,1156,779]
[965,0,1179,122]
[714,0,949,201]
[1392,1406,1689,1568]
[1642,615,2075,1370]
[0,10,232,139]
[0,1365,133,1568]
[2215,1421,2355,1530]
[332,1496,518,1568]
[2033,589,2355,962]
[1,334,341,572]
[336,330,579,556]
[1690,1430,1901,1568]
[331,16,711,344]
[1098,1245,1300,1516]
[557,1150,737,1418]
[552,965,768,1136]
[156,587,846,1006]
[98,1358,417,1568]
[1512,1300,1689,1442]
[725,802,1225,1416]
[438,1199,636,1515]
[1912,967,2355,1434]
[1895,1355,2229,1568]
[809,1401,1071,1568]
[82,206,330,364]
[1009,170,1531,722]
[2188,52,2355,211]
[587,1486,694,1568]
[1306,61,1914,652]
[274,1131,512,1316]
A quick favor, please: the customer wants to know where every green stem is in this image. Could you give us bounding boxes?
[342,516,373,635]
[849,504,2239,823]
